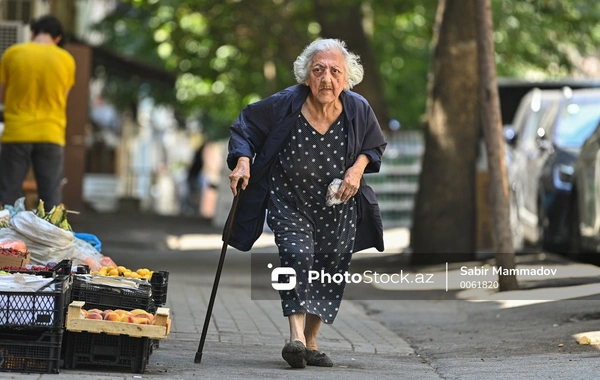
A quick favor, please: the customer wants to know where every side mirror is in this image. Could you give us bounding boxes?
[503,125,518,146]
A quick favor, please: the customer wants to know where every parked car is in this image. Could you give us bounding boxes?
[505,88,600,252]
[504,88,563,251]
[570,118,600,257]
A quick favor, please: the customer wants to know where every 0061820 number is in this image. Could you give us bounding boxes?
[459,280,499,289]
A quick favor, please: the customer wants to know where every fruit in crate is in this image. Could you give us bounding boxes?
[82,308,156,325]
[0,247,28,259]
[101,309,114,318]
[132,316,152,325]
[129,309,151,315]
[90,265,154,280]
[103,311,122,322]
[0,240,27,254]
[86,312,103,320]
[114,309,129,318]
[130,309,155,323]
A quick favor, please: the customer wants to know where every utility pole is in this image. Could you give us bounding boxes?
[474,0,518,291]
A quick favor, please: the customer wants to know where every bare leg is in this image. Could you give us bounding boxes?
[288,314,306,345]
[304,314,321,350]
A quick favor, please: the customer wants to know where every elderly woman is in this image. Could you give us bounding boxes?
[226,38,387,368]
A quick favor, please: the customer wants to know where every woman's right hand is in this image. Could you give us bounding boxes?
[229,156,251,196]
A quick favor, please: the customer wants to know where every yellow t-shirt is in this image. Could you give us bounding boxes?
[0,42,76,146]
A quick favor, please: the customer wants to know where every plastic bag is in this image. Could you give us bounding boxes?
[0,211,76,264]
[326,178,344,207]
[0,211,105,270]
[72,238,103,270]
[3,197,27,218]
[10,211,75,248]
[73,233,102,253]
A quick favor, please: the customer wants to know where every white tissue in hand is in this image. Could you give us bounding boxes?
[326,178,344,206]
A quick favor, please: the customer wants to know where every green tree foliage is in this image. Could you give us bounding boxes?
[93,0,600,136]
[92,0,436,134]
[94,0,316,137]
[369,1,436,129]
[493,0,600,77]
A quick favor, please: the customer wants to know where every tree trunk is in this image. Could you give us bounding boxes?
[474,0,518,291]
[313,1,389,129]
[50,0,77,37]
[410,0,479,264]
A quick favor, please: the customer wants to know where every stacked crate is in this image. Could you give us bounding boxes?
[64,274,155,373]
[0,262,71,374]
[148,271,169,351]
[150,271,168,308]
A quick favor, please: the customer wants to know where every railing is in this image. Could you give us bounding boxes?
[214,131,425,230]
[365,130,424,228]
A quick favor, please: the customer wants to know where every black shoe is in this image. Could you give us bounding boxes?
[281,340,307,368]
[306,349,333,367]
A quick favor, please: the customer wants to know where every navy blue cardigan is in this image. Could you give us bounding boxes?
[225,84,387,252]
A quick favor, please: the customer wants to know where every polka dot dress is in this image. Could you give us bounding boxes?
[267,112,357,324]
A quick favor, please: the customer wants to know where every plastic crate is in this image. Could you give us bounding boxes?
[70,274,152,312]
[0,329,62,374]
[0,276,70,330]
[150,271,169,306]
[4,259,72,278]
[63,331,149,373]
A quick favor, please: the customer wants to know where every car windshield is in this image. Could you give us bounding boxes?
[554,100,600,148]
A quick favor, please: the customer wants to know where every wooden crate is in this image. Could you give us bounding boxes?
[65,301,171,339]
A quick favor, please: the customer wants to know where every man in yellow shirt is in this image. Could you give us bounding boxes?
[0,15,76,210]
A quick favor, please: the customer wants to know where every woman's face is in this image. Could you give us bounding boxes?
[306,49,347,106]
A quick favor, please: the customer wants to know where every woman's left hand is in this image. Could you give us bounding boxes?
[337,154,370,203]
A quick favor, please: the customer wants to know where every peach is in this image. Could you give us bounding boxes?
[101,309,114,318]
[132,316,151,325]
[103,311,121,322]
[131,313,155,324]
[114,309,129,317]
[129,309,150,316]
[122,314,136,324]
[80,309,88,318]
[87,308,103,315]
[86,312,103,320]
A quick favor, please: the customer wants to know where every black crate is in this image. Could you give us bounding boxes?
[70,274,152,312]
[0,329,62,374]
[150,271,168,306]
[3,259,72,278]
[0,276,70,330]
[63,331,149,373]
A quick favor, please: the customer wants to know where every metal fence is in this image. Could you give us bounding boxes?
[213,130,425,229]
[365,130,424,228]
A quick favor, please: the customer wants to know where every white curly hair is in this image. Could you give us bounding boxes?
[293,38,364,90]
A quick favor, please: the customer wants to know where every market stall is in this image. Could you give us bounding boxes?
[0,199,169,374]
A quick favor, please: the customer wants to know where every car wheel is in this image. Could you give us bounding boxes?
[509,193,524,252]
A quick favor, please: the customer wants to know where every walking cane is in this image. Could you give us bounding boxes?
[194,182,243,364]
